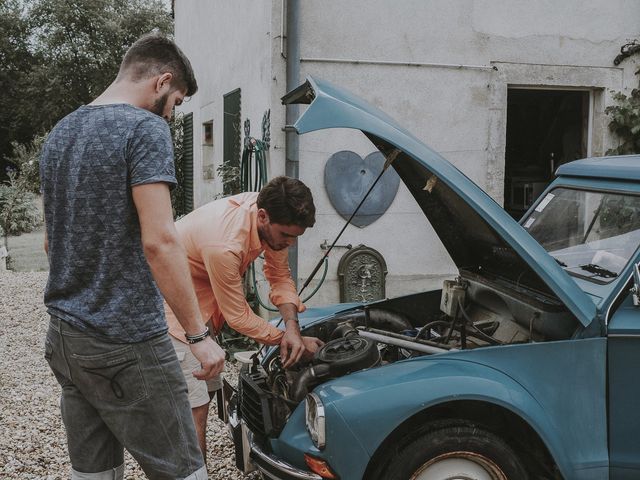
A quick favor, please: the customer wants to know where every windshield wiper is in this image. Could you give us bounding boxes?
[553,257,567,267]
[579,263,618,279]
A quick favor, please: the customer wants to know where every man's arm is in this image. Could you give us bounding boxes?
[264,249,324,367]
[201,246,322,367]
[277,303,305,368]
[201,245,285,344]
[132,183,224,379]
[277,302,325,367]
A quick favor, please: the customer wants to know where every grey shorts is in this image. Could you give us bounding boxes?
[45,316,207,480]
[171,337,222,408]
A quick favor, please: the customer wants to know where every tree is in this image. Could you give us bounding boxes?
[0,137,45,253]
[0,172,41,250]
[0,0,37,173]
[0,0,173,174]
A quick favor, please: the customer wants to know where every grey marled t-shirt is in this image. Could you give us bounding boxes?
[40,104,176,343]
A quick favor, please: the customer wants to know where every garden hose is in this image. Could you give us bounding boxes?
[240,138,268,194]
[240,111,328,312]
[250,256,329,312]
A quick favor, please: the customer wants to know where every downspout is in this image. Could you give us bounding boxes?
[285,0,300,284]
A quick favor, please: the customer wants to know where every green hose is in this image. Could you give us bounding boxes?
[250,257,329,312]
[241,111,327,310]
[241,139,268,193]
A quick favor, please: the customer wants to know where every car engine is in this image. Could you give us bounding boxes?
[237,271,579,438]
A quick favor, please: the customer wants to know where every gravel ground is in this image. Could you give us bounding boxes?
[0,271,260,479]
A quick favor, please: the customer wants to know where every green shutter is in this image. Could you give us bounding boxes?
[183,112,194,213]
[223,88,242,194]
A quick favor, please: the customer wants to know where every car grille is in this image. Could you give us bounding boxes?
[239,367,278,437]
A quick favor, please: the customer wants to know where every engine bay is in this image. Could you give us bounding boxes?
[238,271,580,438]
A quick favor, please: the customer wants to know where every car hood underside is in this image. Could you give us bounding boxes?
[282,76,595,327]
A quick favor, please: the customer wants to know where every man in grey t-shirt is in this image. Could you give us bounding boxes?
[40,33,224,480]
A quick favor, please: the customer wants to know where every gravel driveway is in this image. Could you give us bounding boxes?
[0,271,260,479]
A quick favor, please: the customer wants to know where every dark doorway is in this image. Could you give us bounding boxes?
[504,89,589,219]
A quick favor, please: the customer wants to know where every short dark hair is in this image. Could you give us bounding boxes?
[257,176,316,228]
[118,33,198,96]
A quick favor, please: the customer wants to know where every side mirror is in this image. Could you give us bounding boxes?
[633,263,640,307]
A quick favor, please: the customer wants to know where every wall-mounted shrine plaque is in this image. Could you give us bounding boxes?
[337,245,388,303]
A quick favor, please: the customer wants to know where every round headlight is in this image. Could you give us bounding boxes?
[305,392,326,449]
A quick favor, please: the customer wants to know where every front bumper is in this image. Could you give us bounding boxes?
[220,379,322,480]
[250,441,322,480]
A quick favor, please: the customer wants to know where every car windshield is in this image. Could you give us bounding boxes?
[522,187,640,283]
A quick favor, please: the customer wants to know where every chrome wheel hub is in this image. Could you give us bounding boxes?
[410,451,508,480]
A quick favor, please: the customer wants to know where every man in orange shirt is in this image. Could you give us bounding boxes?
[165,176,323,460]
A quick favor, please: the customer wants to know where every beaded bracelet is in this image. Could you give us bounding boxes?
[185,327,210,344]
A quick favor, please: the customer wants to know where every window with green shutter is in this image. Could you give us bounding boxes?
[223,88,242,195]
[183,112,194,213]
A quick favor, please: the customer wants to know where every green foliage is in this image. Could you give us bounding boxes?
[0,0,35,167]
[0,171,41,240]
[7,135,46,194]
[217,323,258,357]
[606,88,640,155]
[0,134,44,253]
[26,0,172,134]
[169,112,187,218]
[0,0,173,174]
[599,195,640,232]
[217,162,242,198]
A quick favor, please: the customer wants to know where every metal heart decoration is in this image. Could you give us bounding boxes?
[324,150,401,228]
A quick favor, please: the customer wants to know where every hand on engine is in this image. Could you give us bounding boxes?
[301,336,324,361]
[280,320,305,368]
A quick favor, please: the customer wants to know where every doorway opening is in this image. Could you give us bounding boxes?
[504,88,590,219]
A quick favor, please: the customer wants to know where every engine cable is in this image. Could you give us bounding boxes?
[457,299,503,346]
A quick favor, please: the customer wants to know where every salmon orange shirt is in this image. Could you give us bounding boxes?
[165,192,304,345]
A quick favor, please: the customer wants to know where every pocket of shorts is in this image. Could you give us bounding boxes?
[44,327,73,386]
[73,347,148,406]
[44,323,57,362]
[44,337,53,362]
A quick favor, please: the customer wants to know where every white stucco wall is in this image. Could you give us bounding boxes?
[296,0,639,193]
[175,0,640,308]
[174,0,275,207]
[293,0,640,306]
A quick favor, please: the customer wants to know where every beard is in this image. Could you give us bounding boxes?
[150,92,169,117]
[258,224,286,251]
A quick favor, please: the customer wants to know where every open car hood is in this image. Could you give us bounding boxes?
[283,77,595,327]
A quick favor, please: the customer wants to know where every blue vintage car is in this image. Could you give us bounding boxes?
[223,77,640,480]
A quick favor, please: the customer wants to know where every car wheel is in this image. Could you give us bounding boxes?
[378,421,529,480]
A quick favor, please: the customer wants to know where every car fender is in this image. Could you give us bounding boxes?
[306,355,601,480]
